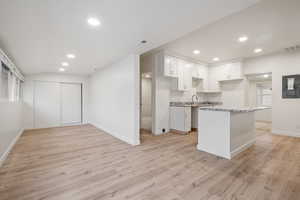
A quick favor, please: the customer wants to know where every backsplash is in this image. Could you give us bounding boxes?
[170,88,206,102]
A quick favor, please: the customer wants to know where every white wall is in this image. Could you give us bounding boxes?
[22,73,89,129]
[0,101,23,165]
[170,88,206,102]
[152,52,171,135]
[88,55,140,145]
[244,51,300,137]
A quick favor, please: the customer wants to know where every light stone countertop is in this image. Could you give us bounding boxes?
[170,101,222,107]
[199,106,270,113]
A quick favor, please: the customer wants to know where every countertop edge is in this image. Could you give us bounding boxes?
[199,107,271,113]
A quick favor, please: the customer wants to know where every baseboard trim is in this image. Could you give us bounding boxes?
[272,129,300,138]
[256,120,272,123]
[24,123,89,131]
[230,139,256,159]
[0,129,24,167]
[89,122,140,146]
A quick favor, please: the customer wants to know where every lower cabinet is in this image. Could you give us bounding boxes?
[170,106,191,132]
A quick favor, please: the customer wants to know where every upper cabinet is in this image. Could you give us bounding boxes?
[192,64,207,80]
[217,62,243,81]
[177,60,193,91]
[164,56,178,78]
[163,55,211,92]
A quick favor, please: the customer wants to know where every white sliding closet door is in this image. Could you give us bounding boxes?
[61,83,82,125]
[34,81,61,129]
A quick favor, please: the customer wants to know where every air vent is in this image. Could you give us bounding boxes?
[285,45,300,52]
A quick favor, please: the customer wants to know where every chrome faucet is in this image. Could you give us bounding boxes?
[192,95,199,104]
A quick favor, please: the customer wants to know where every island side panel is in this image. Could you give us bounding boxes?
[230,112,256,158]
[197,110,231,159]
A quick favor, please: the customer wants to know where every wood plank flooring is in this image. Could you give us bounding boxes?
[0,123,299,200]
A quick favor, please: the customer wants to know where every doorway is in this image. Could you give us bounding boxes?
[247,73,272,131]
[141,73,152,132]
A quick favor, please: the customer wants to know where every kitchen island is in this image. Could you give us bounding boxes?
[197,106,269,159]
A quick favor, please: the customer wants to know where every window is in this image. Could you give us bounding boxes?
[0,62,9,99]
[0,61,22,101]
[256,84,272,107]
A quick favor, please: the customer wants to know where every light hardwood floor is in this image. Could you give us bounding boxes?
[0,123,299,200]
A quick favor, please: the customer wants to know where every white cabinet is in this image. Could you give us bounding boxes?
[201,62,243,93]
[192,64,207,80]
[205,65,221,92]
[193,64,209,92]
[177,61,193,91]
[164,56,178,77]
[164,55,210,92]
[170,106,191,132]
[217,62,243,81]
[171,60,193,91]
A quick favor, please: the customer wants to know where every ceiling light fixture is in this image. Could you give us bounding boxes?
[87,17,101,27]
[213,57,220,62]
[263,74,269,78]
[193,50,200,55]
[238,36,248,42]
[254,48,263,53]
[59,68,65,72]
[61,62,69,67]
[66,54,76,59]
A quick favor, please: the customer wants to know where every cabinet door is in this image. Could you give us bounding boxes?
[178,60,192,91]
[177,60,185,91]
[170,107,191,132]
[183,66,192,90]
[207,66,221,91]
[164,56,178,77]
[217,62,242,81]
[227,62,242,79]
[193,64,207,79]
[170,107,185,131]
[184,107,191,131]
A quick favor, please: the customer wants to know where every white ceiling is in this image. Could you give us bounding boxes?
[154,0,300,64]
[0,0,259,75]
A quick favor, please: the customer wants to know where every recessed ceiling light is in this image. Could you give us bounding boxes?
[213,57,220,62]
[61,62,69,67]
[193,50,200,55]
[87,17,101,27]
[238,36,248,42]
[59,68,65,72]
[263,74,269,78]
[254,48,263,53]
[66,54,76,59]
